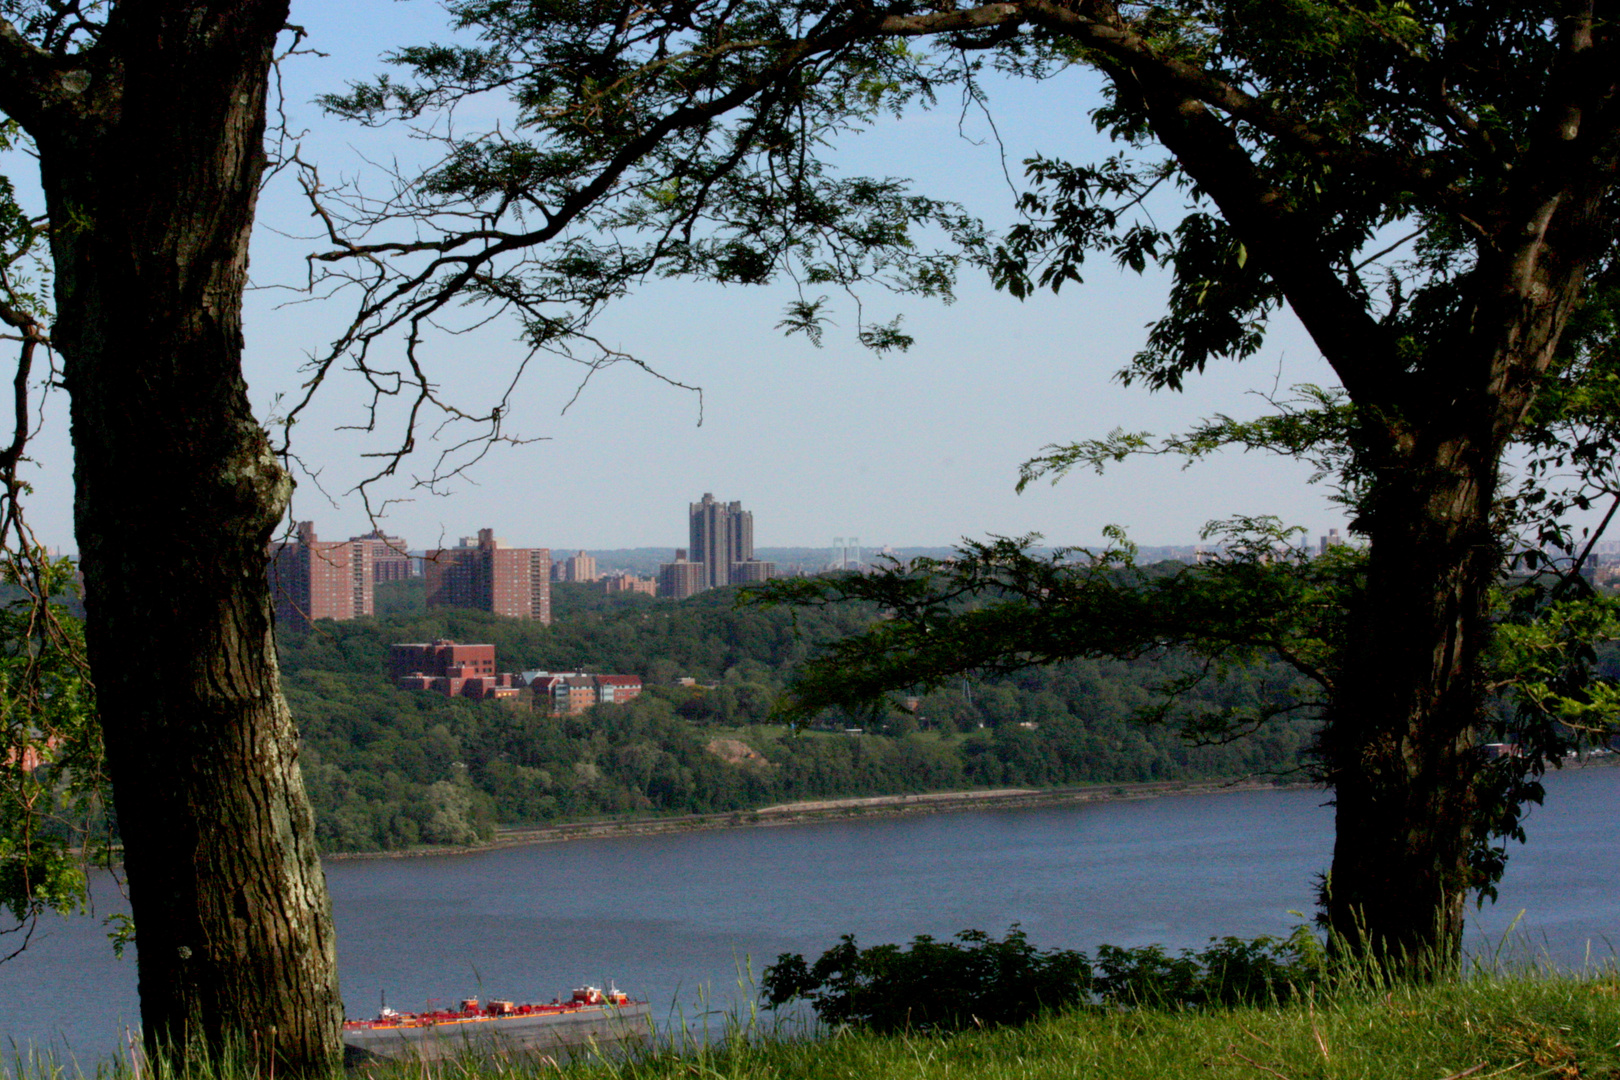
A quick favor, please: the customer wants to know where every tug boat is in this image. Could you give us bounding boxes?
[342,986,651,1060]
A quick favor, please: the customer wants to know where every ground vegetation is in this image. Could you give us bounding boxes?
[30,964,1620,1080]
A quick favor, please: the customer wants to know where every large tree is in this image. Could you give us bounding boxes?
[313,0,1620,968]
[0,1,341,1068]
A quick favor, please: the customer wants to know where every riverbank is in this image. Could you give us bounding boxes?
[326,776,1314,860]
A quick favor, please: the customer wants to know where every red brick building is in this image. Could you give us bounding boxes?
[603,573,657,596]
[530,673,643,715]
[389,641,495,681]
[390,640,521,700]
[351,528,415,582]
[424,529,551,622]
[268,522,374,630]
[594,674,643,705]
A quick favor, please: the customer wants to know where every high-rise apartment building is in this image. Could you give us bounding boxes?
[688,493,773,591]
[552,550,598,583]
[268,521,374,630]
[351,528,414,582]
[424,528,552,622]
[690,493,748,589]
[658,548,706,599]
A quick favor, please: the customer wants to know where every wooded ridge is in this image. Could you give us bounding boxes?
[280,579,1318,853]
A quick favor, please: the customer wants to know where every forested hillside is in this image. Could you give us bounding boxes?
[279,579,1316,852]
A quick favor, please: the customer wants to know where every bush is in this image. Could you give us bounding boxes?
[762,925,1326,1033]
[762,926,1091,1033]
[1093,925,1326,1008]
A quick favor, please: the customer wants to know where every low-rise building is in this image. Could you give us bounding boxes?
[529,672,644,715]
[730,559,776,584]
[391,640,522,700]
[594,674,643,705]
[603,573,657,596]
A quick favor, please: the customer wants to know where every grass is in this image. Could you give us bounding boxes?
[14,967,1614,1080]
[588,972,1619,1080]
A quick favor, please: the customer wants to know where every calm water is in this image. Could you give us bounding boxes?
[3,769,1615,1063]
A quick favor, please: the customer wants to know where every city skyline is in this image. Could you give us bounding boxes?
[270,517,1379,571]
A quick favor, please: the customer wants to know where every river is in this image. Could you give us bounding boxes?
[3,768,1615,1064]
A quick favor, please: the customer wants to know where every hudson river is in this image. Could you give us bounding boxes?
[3,768,1615,1062]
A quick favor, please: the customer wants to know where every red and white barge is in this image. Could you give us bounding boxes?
[343,986,650,1060]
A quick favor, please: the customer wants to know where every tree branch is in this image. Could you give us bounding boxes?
[0,15,91,133]
[1115,67,1399,405]
[1017,0,1478,212]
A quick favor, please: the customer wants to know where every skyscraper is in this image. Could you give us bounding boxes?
[424,529,552,622]
[268,521,374,630]
[686,494,772,591]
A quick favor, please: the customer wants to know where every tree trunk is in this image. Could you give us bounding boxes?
[1321,417,1500,969]
[37,2,343,1069]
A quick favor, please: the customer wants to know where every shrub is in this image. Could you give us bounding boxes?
[762,924,1327,1033]
[762,926,1090,1033]
[1093,925,1326,1008]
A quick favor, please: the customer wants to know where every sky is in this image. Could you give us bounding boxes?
[15,1,1352,557]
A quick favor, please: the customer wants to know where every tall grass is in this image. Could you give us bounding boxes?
[10,964,1619,1080]
[465,967,1620,1080]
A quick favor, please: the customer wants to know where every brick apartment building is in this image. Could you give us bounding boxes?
[425,528,552,622]
[730,559,775,584]
[552,550,598,582]
[603,572,657,596]
[530,672,644,715]
[390,640,521,700]
[268,522,374,630]
[657,549,705,600]
[352,528,415,582]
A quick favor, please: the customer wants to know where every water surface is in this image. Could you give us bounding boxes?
[3,768,1614,1062]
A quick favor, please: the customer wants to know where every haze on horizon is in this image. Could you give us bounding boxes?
[14,1,1351,559]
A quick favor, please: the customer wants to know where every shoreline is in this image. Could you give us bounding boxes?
[324,776,1320,861]
[326,755,1620,862]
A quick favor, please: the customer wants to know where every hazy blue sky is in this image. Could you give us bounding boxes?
[18,1,1351,556]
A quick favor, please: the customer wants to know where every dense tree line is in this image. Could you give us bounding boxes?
[279,580,1315,853]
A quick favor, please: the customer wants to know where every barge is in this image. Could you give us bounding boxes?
[343,986,651,1060]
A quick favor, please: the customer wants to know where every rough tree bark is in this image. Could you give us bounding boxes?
[0,1,343,1068]
[1322,430,1500,964]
